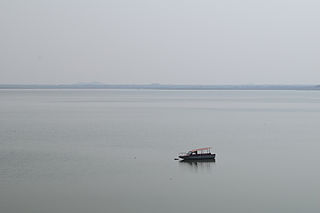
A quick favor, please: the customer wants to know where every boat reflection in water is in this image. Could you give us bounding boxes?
[179,159,216,173]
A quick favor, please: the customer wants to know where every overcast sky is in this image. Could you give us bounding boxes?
[1,0,320,84]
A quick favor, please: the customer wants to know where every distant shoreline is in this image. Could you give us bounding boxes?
[1,84,320,90]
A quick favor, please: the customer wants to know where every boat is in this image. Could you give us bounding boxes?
[178,147,216,160]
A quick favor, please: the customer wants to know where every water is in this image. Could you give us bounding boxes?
[1,89,320,213]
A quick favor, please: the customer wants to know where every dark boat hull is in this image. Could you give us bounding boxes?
[179,153,216,160]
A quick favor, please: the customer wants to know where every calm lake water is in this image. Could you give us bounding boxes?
[1,89,320,213]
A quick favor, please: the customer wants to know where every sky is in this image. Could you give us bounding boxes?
[1,0,320,84]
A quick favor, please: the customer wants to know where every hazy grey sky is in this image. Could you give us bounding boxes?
[1,0,320,84]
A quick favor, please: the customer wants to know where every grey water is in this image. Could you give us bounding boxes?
[1,89,320,213]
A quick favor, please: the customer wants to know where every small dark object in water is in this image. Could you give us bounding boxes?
[174,158,179,160]
[178,147,215,160]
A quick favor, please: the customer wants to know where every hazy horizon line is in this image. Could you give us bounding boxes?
[1,83,320,90]
[1,83,320,86]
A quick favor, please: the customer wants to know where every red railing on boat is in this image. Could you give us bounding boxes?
[191,147,211,152]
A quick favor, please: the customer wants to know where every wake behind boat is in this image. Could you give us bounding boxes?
[178,147,216,160]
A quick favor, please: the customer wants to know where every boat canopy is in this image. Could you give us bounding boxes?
[191,147,211,152]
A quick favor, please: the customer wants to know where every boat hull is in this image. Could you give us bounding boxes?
[179,153,215,160]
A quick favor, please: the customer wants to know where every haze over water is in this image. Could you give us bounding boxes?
[1,89,320,213]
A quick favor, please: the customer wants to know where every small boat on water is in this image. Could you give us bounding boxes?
[179,147,216,160]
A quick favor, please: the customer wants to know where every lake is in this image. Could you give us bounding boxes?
[1,89,320,213]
